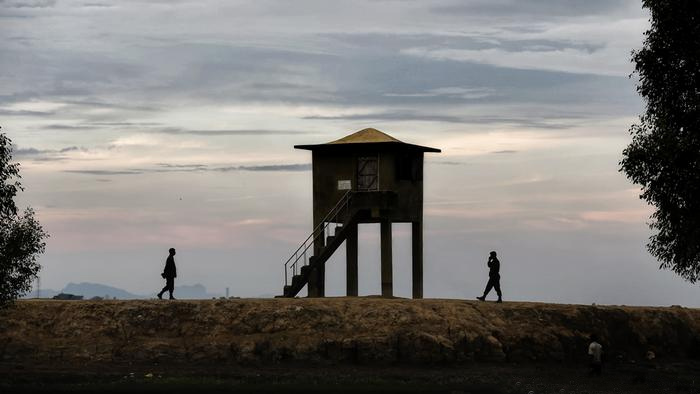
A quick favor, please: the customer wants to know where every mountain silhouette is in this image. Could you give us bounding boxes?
[24,282,222,300]
[63,282,141,299]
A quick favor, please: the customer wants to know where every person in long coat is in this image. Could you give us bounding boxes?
[157,248,177,300]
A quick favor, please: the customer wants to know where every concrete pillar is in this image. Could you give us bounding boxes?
[380,219,393,297]
[308,227,325,297]
[346,222,358,297]
[412,221,423,299]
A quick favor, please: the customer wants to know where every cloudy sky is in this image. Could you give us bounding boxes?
[2,0,698,305]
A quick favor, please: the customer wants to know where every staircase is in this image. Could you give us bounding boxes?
[279,191,357,297]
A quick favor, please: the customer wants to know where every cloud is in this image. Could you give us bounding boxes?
[232,164,311,172]
[0,0,56,8]
[0,109,54,116]
[108,135,162,148]
[13,147,43,155]
[61,100,160,112]
[492,150,518,154]
[13,145,85,156]
[42,124,95,130]
[86,122,163,127]
[80,2,114,8]
[64,170,143,175]
[431,0,637,19]
[305,110,583,129]
[31,157,69,162]
[62,163,312,176]
[304,111,465,123]
[1,27,640,137]
[401,46,632,76]
[580,209,652,224]
[384,87,496,100]
[30,121,315,136]
[156,163,208,170]
[151,127,314,136]
[159,163,312,172]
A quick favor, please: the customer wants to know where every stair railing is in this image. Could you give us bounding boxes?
[283,190,353,287]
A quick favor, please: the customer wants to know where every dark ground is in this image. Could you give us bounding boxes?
[3,299,699,393]
[1,362,698,393]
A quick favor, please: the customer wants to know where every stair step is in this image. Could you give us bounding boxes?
[300,265,312,276]
[283,285,293,297]
[291,274,304,286]
[327,235,336,244]
[334,226,343,235]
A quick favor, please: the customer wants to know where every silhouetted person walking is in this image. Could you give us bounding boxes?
[157,248,177,300]
[477,251,502,303]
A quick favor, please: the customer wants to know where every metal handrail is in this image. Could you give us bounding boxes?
[284,190,351,268]
[284,190,353,287]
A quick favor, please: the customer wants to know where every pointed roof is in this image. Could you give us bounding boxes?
[295,128,440,152]
[328,128,401,144]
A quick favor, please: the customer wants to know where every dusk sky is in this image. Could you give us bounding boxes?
[3,0,699,305]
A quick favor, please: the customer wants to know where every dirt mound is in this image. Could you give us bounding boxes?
[1,298,699,368]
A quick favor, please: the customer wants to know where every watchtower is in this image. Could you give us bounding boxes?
[280,128,440,298]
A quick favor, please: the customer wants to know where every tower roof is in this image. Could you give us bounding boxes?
[295,128,440,152]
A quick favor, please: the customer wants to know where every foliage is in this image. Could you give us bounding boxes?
[0,129,47,307]
[620,0,700,282]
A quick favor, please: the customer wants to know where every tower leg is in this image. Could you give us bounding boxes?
[380,219,393,297]
[346,222,358,296]
[308,274,318,298]
[316,263,325,297]
[412,221,423,299]
[308,264,325,297]
[308,230,325,297]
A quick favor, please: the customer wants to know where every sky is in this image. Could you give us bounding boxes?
[2,0,699,305]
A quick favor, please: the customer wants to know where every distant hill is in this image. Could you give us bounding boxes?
[63,282,141,299]
[23,282,221,300]
[21,288,61,299]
